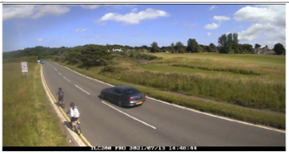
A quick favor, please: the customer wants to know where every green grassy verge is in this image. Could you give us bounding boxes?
[55,61,285,129]
[3,61,68,146]
[100,69,285,113]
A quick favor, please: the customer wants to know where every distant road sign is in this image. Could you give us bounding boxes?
[21,61,28,73]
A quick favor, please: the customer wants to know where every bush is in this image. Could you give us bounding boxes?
[101,66,128,73]
[126,51,160,60]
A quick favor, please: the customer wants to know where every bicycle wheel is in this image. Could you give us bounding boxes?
[61,102,65,109]
[75,124,81,135]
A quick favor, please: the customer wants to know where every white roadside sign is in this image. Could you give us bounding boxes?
[21,61,28,73]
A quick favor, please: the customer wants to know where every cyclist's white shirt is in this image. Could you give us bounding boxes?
[70,107,80,118]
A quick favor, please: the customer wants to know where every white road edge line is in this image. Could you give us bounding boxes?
[63,76,71,83]
[47,63,57,71]
[55,63,114,87]
[75,85,91,95]
[53,62,285,134]
[100,100,156,130]
[147,96,285,134]
[40,64,86,146]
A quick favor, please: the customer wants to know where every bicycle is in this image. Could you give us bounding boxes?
[58,97,65,109]
[74,119,81,135]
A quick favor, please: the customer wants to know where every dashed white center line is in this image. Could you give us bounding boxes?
[100,100,156,130]
[55,68,57,71]
[58,72,62,76]
[63,76,71,83]
[75,85,90,95]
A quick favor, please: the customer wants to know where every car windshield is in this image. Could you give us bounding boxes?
[124,89,140,95]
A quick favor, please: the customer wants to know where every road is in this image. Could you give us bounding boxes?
[42,61,285,146]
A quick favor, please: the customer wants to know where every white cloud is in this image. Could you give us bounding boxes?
[207,32,211,36]
[75,28,88,33]
[204,23,219,29]
[238,23,275,41]
[235,5,285,47]
[80,5,99,9]
[98,8,169,25]
[234,5,284,24]
[213,16,230,21]
[204,15,229,30]
[35,38,44,42]
[96,35,101,38]
[209,5,217,11]
[234,5,285,28]
[3,5,70,20]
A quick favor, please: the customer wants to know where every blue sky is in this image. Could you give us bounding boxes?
[3,4,286,52]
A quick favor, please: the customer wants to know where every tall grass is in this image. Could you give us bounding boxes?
[171,64,260,75]
[55,62,285,129]
[100,68,285,113]
[3,62,68,146]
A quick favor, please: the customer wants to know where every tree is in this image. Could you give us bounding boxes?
[240,44,253,53]
[227,33,233,42]
[209,43,217,52]
[66,50,80,64]
[233,33,239,44]
[151,42,160,53]
[175,42,185,53]
[218,34,227,51]
[170,43,175,53]
[254,44,261,49]
[273,43,285,55]
[218,33,239,53]
[197,45,203,53]
[186,38,198,53]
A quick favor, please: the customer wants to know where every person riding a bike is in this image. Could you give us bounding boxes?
[57,88,64,103]
[67,102,80,131]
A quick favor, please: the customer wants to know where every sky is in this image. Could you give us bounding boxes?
[2,4,286,52]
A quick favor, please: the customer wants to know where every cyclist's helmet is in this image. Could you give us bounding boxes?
[59,87,62,90]
[70,102,75,106]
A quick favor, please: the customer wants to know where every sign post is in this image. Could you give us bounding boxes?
[21,61,28,77]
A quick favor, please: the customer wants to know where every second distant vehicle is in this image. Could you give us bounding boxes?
[100,86,146,107]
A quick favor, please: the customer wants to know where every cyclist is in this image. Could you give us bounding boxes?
[67,102,80,131]
[57,88,64,103]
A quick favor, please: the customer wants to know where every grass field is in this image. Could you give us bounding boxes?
[98,53,285,113]
[53,52,285,129]
[3,59,68,146]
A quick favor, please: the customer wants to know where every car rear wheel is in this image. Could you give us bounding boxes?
[118,100,122,107]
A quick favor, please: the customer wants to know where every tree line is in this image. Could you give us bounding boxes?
[3,33,286,63]
[150,33,285,55]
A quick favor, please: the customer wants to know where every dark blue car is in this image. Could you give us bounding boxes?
[40,59,45,64]
[100,86,146,107]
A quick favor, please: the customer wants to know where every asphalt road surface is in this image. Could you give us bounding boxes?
[42,61,285,146]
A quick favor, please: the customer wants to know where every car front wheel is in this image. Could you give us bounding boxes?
[118,100,122,107]
[101,93,105,99]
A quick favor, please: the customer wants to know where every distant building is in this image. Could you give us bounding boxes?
[254,47,271,55]
[112,48,123,52]
[269,50,275,55]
